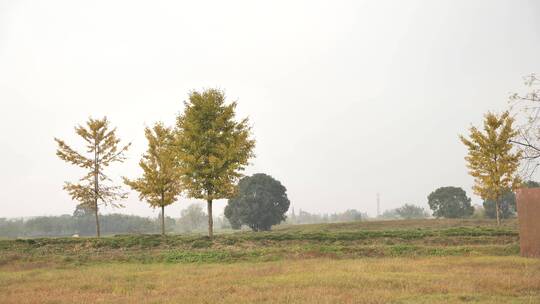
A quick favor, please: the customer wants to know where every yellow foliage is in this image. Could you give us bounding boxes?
[124,123,182,208]
[54,117,130,236]
[175,89,255,237]
[123,123,181,235]
[460,111,521,225]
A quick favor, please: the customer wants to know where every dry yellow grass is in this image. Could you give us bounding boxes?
[1,256,539,303]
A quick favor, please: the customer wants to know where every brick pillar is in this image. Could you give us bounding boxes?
[515,188,540,258]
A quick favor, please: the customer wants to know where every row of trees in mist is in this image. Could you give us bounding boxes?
[55,89,255,238]
[0,207,364,238]
[285,209,366,225]
[0,208,365,238]
[0,204,233,238]
[0,214,171,238]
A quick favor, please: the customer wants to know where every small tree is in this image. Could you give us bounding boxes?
[55,117,130,237]
[395,204,429,219]
[460,111,521,225]
[224,173,290,231]
[427,186,474,218]
[124,123,182,235]
[175,89,255,238]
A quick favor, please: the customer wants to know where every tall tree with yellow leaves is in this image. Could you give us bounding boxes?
[124,123,182,235]
[175,89,255,239]
[55,117,131,237]
[460,111,521,226]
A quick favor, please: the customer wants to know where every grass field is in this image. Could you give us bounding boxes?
[1,218,539,303]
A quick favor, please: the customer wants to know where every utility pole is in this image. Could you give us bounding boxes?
[376,193,380,218]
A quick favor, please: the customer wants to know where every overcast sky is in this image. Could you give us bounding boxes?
[1,0,539,218]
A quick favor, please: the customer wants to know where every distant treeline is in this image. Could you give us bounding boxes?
[4,197,515,238]
[0,204,231,238]
[0,206,429,238]
[2,207,373,238]
[285,209,368,225]
[0,215,169,238]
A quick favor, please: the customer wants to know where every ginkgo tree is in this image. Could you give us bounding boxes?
[175,89,255,239]
[55,117,131,237]
[124,123,182,235]
[460,111,522,225]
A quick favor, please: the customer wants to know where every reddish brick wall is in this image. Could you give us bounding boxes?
[516,188,540,258]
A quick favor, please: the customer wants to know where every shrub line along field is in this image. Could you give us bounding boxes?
[1,219,539,303]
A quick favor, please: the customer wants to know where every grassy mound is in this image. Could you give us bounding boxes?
[0,219,520,266]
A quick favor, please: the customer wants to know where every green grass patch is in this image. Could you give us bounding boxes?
[164,251,233,263]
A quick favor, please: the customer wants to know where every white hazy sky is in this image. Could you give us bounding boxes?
[1,0,539,218]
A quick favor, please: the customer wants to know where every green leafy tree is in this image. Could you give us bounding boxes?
[395,204,429,219]
[124,123,182,235]
[227,211,242,230]
[175,89,255,238]
[427,186,474,218]
[224,173,290,231]
[55,117,130,237]
[460,111,522,225]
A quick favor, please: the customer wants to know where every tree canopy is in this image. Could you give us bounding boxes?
[175,89,255,238]
[460,111,521,225]
[124,123,182,235]
[55,117,130,237]
[427,186,474,218]
[224,173,290,231]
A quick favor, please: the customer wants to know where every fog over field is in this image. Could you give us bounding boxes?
[1,0,539,218]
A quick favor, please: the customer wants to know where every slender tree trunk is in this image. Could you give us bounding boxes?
[94,144,101,237]
[161,205,165,236]
[94,204,100,237]
[495,198,501,226]
[207,199,213,239]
